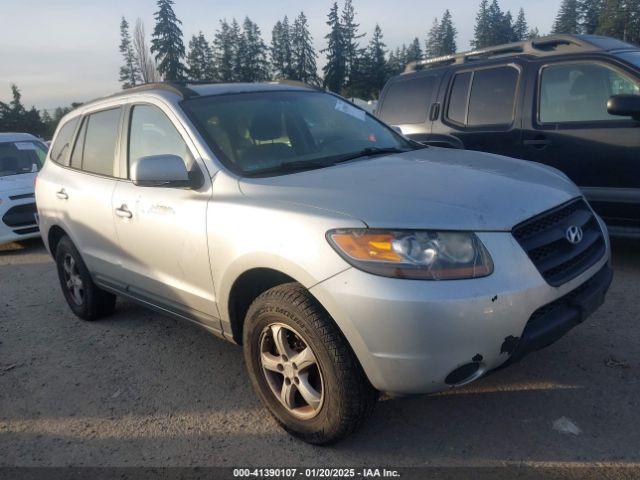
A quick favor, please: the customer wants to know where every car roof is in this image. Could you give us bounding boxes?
[0,132,41,143]
[402,34,639,75]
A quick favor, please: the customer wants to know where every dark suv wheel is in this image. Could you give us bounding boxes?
[54,236,116,321]
[243,282,378,445]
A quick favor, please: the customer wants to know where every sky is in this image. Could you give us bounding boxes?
[1,0,559,111]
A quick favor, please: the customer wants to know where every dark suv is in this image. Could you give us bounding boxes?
[376,34,640,237]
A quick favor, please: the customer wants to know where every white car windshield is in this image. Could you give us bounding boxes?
[182,90,418,176]
[0,141,47,177]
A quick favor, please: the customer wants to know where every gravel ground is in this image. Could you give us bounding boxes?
[0,238,639,471]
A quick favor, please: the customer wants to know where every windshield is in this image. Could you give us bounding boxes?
[182,90,415,176]
[0,141,47,177]
[618,51,640,69]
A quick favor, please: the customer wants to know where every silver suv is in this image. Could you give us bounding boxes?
[36,82,613,444]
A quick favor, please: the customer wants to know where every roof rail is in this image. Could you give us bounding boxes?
[83,82,199,107]
[403,34,608,74]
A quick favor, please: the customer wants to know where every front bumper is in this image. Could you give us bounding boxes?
[0,193,40,245]
[310,231,611,395]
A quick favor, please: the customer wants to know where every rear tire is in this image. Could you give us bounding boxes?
[243,282,378,445]
[55,236,116,321]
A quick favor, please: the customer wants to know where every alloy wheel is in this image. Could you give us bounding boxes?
[259,323,324,420]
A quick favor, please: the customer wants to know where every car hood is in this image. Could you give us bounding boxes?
[0,173,36,195]
[238,147,582,231]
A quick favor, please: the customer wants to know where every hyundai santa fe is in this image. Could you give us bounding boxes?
[36,82,613,444]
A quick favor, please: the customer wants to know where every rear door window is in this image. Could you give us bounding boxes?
[445,66,519,127]
[70,108,122,176]
[378,74,438,125]
[50,117,79,165]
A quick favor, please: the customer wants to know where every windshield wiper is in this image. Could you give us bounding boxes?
[243,160,331,177]
[332,146,411,165]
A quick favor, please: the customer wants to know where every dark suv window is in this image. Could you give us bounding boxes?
[446,66,519,127]
[539,62,640,123]
[378,74,438,125]
[70,108,121,176]
[50,117,79,165]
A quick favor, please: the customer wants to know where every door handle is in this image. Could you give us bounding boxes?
[523,137,550,150]
[115,205,133,219]
[56,189,68,200]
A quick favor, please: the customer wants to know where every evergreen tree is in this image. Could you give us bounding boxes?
[119,17,141,89]
[512,8,529,41]
[236,17,270,82]
[0,85,46,137]
[552,0,581,34]
[405,37,423,63]
[186,32,214,82]
[438,10,458,54]
[365,24,388,99]
[213,19,239,82]
[486,0,509,45]
[425,17,441,57]
[322,2,347,93]
[597,0,639,43]
[472,0,491,49]
[527,27,541,39]
[386,47,404,76]
[341,0,364,83]
[271,17,293,79]
[290,12,319,85]
[150,0,186,81]
[580,0,604,34]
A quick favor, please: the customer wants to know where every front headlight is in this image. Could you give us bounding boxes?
[327,229,494,280]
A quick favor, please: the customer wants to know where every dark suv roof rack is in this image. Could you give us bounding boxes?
[403,34,637,74]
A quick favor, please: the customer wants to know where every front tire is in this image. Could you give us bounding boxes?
[243,283,378,445]
[55,236,116,321]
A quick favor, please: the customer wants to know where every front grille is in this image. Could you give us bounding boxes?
[2,203,38,228]
[513,199,605,287]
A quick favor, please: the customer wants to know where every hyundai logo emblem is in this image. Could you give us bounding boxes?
[565,225,584,245]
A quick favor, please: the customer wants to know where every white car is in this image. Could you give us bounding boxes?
[0,133,47,245]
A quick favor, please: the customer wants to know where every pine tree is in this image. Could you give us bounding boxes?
[213,19,239,82]
[365,24,388,99]
[580,0,604,34]
[186,32,214,82]
[236,17,270,82]
[486,0,508,45]
[322,2,347,93]
[438,10,458,54]
[150,0,186,81]
[552,0,581,34]
[341,0,364,83]
[425,17,441,57]
[527,27,541,39]
[405,38,423,63]
[0,85,46,137]
[386,48,404,76]
[290,12,319,85]
[472,0,491,49]
[512,8,529,41]
[271,17,293,79]
[597,0,639,42]
[119,17,141,89]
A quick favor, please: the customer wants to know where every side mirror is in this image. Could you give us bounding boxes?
[607,94,640,121]
[131,154,192,188]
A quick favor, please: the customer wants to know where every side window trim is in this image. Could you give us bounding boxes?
[536,59,640,128]
[444,63,522,130]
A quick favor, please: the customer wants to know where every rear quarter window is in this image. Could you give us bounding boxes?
[378,74,438,125]
[49,117,80,165]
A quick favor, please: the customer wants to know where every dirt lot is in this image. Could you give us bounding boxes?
[1,238,639,470]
